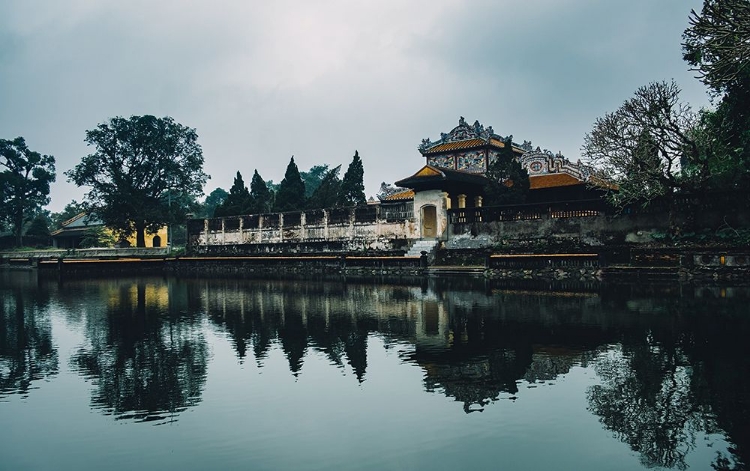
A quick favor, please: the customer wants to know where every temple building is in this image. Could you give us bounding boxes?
[387,117,608,239]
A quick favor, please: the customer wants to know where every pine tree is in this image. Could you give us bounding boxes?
[308,165,341,209]
[338,151,366,206]
[483,138,529,205]
[215,171,252,217]
[249,169,272,214]
[274,157,306,212]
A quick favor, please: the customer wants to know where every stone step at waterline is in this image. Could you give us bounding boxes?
[405,239,439,257]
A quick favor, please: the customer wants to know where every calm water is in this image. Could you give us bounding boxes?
[1,271,748,471]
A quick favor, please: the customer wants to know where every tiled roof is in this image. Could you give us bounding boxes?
[422,139,487,154]
[488,138,507,148]
[396,165,489,188]
[62,212,104,228]
[529,173,584,189]
[381,189,415,201]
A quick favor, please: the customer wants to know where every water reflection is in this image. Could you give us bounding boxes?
[2,272,749,469]
[68,278,208,424]
[197,277,750,469]
[586,288,750,471]
[0,271,58,398]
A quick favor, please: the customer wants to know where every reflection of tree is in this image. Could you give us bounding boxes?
[202,279,374,380]
[72,281,208,423]
[682,304,750,471]
[0,283,58,397]
[589,288,750,471]
[588,340,705,470]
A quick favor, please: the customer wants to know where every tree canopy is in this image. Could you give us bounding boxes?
[683,0,750,187]
[249,169,273,214]
[582,81,708,208]
[0,137,56,247]
[66,115,208,247]
[338,151,366,207]
[683,0,750,94]
[273,157,305,212]
[308,165,341,209]
[214,171,252,217]
[199,188,228,218]
[300,165,329,198]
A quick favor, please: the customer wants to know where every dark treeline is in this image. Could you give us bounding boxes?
[212,151,366,218]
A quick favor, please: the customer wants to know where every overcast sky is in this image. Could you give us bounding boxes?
[1,0,711,212]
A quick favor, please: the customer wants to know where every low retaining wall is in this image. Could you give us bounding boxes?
[33,255,427,278]
[188,238,411,257]
[187,206,418,252]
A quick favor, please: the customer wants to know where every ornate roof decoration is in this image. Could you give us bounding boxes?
[419,117,517,154]
[519,148,592,183]
[376,182,412,201]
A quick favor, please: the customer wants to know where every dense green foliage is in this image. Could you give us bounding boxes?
[0,137,56,247]
[683,0,750,188]
[483,138,529,205]
[308,165,341,209]
[24,214,51,239]
[300,165,329,199]
[79,226,116,248]
[66,115,208,247]
[249,170,273,214]
[338,151,366,206]
[199,188,228,218]
[273,157,306,212]
[215,172,252,217]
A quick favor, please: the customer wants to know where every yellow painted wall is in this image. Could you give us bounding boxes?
[104,226,169,247]
[125,226,169,247]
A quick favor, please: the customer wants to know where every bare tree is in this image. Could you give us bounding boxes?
[582,81,705,209]
[683,0,750,93]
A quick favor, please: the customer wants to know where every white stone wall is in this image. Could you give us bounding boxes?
[193,208,419,246]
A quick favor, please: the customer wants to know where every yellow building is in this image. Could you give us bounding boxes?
[50,213,168,249]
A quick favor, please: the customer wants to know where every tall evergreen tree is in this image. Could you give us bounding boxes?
[338,151,366,206]
[483,137,529,205]
[308,165,341,209]
[249,169,272,214]
[215,171,252,217]
[274,157,306,212]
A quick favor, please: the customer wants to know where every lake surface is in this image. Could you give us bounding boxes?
[1,271,748,471]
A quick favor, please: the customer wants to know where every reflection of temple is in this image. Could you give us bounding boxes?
[195,277,619,411]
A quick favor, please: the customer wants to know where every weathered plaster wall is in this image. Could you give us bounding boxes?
[447,212,675,250]
[413,189,449,239]
[189,206,419,254]
[446,205,750,251]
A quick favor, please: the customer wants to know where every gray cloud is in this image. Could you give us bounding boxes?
[0,0,709,211]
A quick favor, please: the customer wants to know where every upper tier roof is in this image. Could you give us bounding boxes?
[418,117,524,155]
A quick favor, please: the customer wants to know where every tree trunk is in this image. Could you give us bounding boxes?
[13,209,23,247]
[136,222,146,247]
